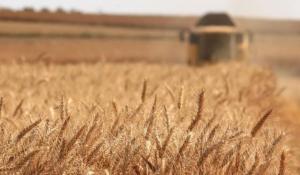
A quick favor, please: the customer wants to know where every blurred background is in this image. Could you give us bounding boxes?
[0,1,299,99]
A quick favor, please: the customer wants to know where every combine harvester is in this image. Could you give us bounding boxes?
[181,13,252,65]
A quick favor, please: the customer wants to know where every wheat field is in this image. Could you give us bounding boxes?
[0,62,295,174]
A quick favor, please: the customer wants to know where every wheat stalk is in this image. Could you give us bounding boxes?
[111,114,121,136]
[163,105,170,132]
[266,134,284,158]
[188,91,204,132]
[165,84,175,102]
[15,119,41,143]
[129,102,144,119]
[58,138,66,161]
[197,140,225,167]
[112,101,118,117]
[86,141,104,165]
[154,134,162,155]
[160,127,174,158]
[221,144,238,167]
[177,86,184,110]
[9,150,39,171]
[246,154,259,175]
[251,109,272,137]
[59,96,64,120]
[175,133,191,162]
[141,155,157,173]
[145,96,157,140]
[84,122,97,145]
[278,151,285,175]
[207,124,220,142]
[0,97,3,118]
[60,125,86,160]
[141,79,147,102]
[58,116,70,138]
[12,99,24,118]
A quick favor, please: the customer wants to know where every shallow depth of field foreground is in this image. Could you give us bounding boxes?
[0,62,295,174]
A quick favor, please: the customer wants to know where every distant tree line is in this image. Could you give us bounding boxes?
[21,7,83,14]
[0,6,86,14]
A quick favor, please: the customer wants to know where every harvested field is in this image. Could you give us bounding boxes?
[0,11,194,29]
[0,62,296,174]
[0,21,178,37]
[0,38,185,63]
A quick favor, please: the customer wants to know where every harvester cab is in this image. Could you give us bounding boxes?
[181,13,252,65]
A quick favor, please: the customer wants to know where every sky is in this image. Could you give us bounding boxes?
[0,0,299,20]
